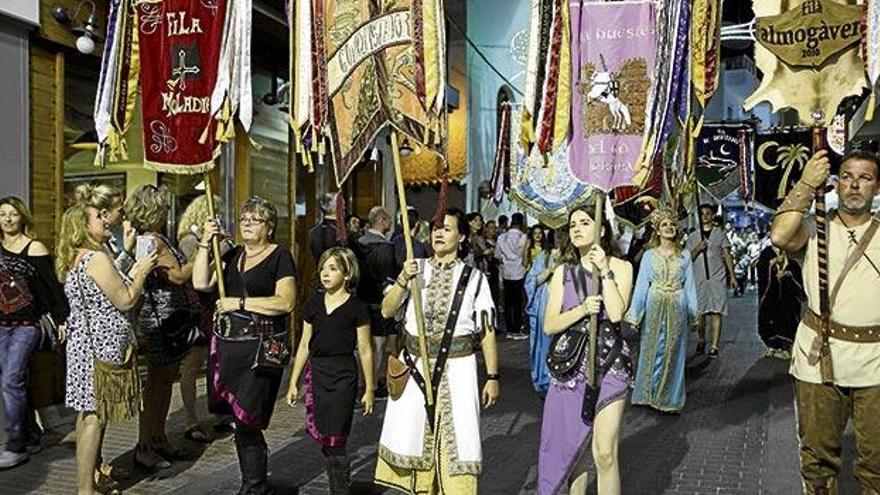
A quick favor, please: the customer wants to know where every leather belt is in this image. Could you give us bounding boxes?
[404,333,477,359]
[803,308,880,343]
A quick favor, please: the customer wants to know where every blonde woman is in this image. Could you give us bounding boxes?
[0,196,68,469]
[287,247,374,494]
[56,196,155,495]
[74,184,136,274]
[625,208,697,413]
[176,195,229,443]
[125,185,195,470]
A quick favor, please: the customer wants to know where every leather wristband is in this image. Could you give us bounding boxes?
[776,181,817,216]
[486,373,500,381]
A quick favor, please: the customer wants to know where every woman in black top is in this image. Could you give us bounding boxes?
[193,197,295,495]
[0,196,68,469]
[287,247,374,494]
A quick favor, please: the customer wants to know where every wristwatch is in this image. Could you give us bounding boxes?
[601,270,615,281]
[239,297,246,311]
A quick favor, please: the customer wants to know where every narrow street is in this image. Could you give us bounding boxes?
[0,292,861,494]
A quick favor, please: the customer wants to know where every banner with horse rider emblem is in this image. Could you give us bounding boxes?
[137,0,227,172]
[694,124,753,202]
[569,0,656,192]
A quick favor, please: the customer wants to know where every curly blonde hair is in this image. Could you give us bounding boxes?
[125,185,171,233]
[75,183,123,210]
[177,195,222,241]
[55,203,102,281]
[0,196,36,239]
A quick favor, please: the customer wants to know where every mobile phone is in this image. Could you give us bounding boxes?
[136,234,156,260]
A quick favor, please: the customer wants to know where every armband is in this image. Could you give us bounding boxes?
[776,181,817,216]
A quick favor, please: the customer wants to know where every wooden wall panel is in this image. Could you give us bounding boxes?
[29,46,63,249]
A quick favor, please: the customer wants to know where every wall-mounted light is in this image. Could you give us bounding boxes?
[52,0,103,55]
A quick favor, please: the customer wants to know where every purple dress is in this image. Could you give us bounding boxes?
[537,268,633,495]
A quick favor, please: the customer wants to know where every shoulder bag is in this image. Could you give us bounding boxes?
[546,264,592,382]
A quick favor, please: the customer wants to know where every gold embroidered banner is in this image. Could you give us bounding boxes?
[303,0,446,186]
[755,0,862,68]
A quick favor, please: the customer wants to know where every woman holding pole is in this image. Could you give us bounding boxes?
[537,205,633,495]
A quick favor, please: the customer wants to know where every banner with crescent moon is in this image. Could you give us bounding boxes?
[753,128,842,210]
[694,124,753,202]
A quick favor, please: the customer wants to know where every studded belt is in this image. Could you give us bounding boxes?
[803,308,880,343]
[404,333,477,359]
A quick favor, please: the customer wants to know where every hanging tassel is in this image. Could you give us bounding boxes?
[335,191,347,243]
[433,173,450,229]
[866,86,877,122]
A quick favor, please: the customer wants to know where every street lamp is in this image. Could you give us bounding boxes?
[52,0,103,55]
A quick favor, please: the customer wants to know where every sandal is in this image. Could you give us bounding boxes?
[99,463,131,481]
[95,470,121,495]
[184,425,211,444]
[151,440,190,461]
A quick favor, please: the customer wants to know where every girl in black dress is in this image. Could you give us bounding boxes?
[287,247,374,495]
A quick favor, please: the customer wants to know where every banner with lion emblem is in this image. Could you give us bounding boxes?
[569,0,656,192]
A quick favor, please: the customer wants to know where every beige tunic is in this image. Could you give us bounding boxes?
[791,217,880,387]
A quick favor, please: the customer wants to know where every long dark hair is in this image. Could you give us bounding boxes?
[524,224,550,267]
[561,205,614,265]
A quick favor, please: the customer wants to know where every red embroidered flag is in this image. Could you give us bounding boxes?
[137,0,227,173]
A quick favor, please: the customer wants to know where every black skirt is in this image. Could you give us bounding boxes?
[308,354,358,440]
[208,336,283,430]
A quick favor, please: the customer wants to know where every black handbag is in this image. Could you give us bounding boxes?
[145,279,202,361]
[547,264,592,382]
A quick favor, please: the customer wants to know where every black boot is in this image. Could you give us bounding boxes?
[235,444,273,495]
[325,454,351,495]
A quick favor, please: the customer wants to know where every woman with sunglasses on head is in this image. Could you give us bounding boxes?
[193,197,296,495]
[0,196,69,469]
[75,185,136,274]
[57,187,157,495]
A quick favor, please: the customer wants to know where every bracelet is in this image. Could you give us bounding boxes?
[486,374,500,381]
[197,241,210,250]
[239,297,246,311]
[396,277,409,289]
[600,270,615,280]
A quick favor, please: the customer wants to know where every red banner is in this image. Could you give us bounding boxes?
[137,0,227,173]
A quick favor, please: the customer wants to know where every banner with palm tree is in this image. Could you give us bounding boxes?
[752,128,842,210]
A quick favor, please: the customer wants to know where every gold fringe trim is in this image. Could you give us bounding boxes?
[93,348,142,424]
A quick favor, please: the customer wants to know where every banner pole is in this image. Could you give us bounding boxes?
[390,131,434,407]
[587,191,604,387]
[203,173,226,298]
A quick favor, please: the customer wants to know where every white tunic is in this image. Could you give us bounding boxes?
[791,217,880,387]
[378,259,494,475]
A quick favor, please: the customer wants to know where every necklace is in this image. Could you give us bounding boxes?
[245,244,270,258]
[2,233,26,252]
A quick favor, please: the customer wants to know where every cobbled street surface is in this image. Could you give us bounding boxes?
[0,292,864,494]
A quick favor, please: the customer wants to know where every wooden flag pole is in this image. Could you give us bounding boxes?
[203,173,226,298]
[587,191,604,387]
[390,131,434,407]
[810,111,833,383]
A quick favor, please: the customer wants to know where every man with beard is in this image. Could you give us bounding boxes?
[374,208,499,494]
[771,150,880,494]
